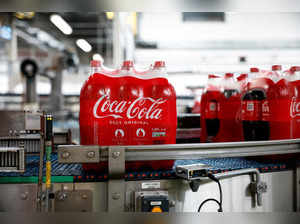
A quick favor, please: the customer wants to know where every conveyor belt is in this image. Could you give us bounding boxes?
[0,154,293,183]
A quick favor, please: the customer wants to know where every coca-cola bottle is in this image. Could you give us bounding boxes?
[268,65,293,140]
[237,73,248,93]
[288,66,300,139]
[80,60,177,171]
[200,74,221,142]
[241,67,273,141]
[217,73,243,142]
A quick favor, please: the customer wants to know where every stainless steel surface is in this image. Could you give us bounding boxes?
[54,189,93,212]
[0,136,41,153]
[0,184,37,212]
[58,139,300,163]
[0,147,25,172]
[0,171,295,212]
[214,168,265,206]
[49,57,64,114]
[53,131,72,145]
[0,111,26,136]
[37,114,44,212]
[108,146,125,212]
[295,166,300,211]
[59,145,100,163]
[25,112,41,130]
[0,111,41,136]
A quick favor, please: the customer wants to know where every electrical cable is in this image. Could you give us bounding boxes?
[197,173,223,212]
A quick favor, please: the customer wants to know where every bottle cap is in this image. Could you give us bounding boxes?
[208,74,220,79]
[290,66,300,72]
[154,61,166,68]
[225,73,234,78]
[90,60,101,67]
[122,60,134,68]
[272,65,282,71]
[237,73,248,81]
[250,67,259,73]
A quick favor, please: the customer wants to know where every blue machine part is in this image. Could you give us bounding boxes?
[0,154,290,182]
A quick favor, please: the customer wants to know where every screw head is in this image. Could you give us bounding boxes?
[20,192,28,200]
[81,194,88,200]
[62,151,70,159]
[112,193,120,200]
[87,151,96,158]
[112,151,120,159]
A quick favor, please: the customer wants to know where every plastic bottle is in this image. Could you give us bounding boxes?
[241,67,273,141]
[200,74,221,142]
[217,73,243,142]
[80,59,177,171]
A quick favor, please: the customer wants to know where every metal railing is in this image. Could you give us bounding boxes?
[58,139,300,163]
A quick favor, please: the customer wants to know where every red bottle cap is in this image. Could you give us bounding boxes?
[250,67,259,73]
[272,65,282,71]
[90,60,101,67]
[154,61,166,68]
[237,73,248,81]
[225,73,234,78]
[290,66,300,72]
[208,74,220,79]
[122,60,134,68]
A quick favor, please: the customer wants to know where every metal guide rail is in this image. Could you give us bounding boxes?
[57,139,300,211]
[0,147,25,172]
[58,139,300,163]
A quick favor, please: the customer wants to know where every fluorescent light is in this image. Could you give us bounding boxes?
[92,53,103,62]
[50,14,72,35]
[76,39,92,52]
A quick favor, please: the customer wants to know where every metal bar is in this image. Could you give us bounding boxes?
[58,139,300,163]
[37,114,45,212]
[215,168,263,206]
[107,146,125,212]
[294,165,300,212]
[0,147,24,172]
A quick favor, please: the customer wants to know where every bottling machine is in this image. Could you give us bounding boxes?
[0,111,299,212]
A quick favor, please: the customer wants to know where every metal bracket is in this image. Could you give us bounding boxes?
[189,180,202,192]
[58,145,100,163]
[108,146,125,212]
[250,181,267,206]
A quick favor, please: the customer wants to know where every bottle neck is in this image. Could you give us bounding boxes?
[90,66,102,74]
[290,71,300,81]
[152,67,167,77]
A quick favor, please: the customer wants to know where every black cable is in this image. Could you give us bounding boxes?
[197,198,221,212]
[197,173,223,212]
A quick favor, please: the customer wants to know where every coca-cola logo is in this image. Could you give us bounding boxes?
[262,101,269,113]
[93,93,167,120]
[290,97,300,118]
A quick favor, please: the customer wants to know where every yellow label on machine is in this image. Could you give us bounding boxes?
[46,161,52,188]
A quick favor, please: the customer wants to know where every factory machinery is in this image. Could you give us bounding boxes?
[0,111,300,212]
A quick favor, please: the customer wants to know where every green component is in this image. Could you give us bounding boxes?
[0,176,73,184]
[46,146,52,161]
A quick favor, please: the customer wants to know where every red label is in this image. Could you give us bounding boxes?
[80,74,177,146]
[261,100,270,121]
[204,101,218,119]
[241,100,261,121]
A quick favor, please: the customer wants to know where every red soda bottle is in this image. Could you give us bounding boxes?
[241,67,273,141]
[288,66,300,139]
[217,73,243,142]
[268,65,293,140]
[200,74,221,142]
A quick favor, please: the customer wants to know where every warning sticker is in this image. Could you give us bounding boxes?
[141,182,161,189]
